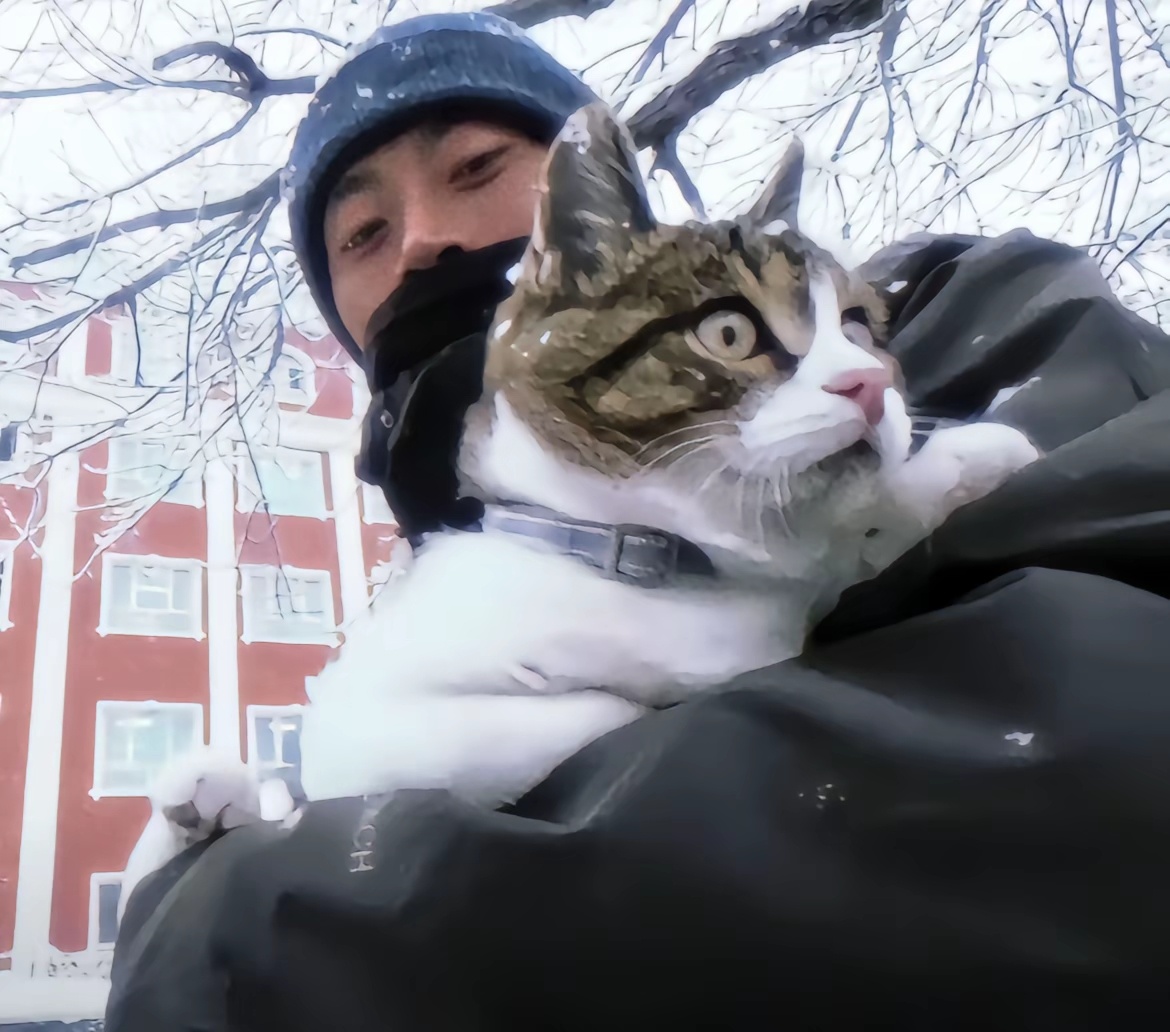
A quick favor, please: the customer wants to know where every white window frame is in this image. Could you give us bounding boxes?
[0,544,13,632]
[88,872,123,951]
[239,564,338,645]
[92,699,204,799]
[272,346,316,406]
[235,446,328,519]
[105,436,203,508]
[246,704,305,779]
[360,481,396,525]
[97,553,205,640]
[108,312,186,387]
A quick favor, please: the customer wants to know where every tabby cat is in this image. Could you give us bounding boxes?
[122,103,1038,895]
[295,102,1038,805]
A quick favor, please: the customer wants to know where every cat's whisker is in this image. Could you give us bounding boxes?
[694,456,734,497]
[772,473,793,539]
[638,435,719,472]
[753,474,768,550]
[635,419,737,460]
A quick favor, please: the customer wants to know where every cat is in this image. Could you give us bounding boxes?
[120,101,1038,902]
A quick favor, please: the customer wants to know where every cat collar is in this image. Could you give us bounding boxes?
[480,503,716,589]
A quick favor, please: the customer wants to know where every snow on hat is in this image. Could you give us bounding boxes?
[284,12,597,357]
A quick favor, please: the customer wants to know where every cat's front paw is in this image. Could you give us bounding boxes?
[151,748,263,836]
[119,750,262,920]
[889,421,1040,528]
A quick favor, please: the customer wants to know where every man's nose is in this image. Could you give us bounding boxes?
[398,198,469,274]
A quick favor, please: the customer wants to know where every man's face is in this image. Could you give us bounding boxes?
[323,119,549,350]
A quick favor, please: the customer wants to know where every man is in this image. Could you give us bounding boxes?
[106,12,1170,1031]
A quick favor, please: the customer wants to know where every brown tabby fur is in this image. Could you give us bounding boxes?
[469,104,893,479]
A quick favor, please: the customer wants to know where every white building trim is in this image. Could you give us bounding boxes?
[329,447,371,629]
[360,481,396,525]
[11,452,79,978]
[54,321,90,384]
[205,455,242,757]
[238,564,339,646]
[277,409,362,453]
[95,552,205,640]
[90,699,204,800]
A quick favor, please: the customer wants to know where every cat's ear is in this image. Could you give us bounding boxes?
[528,102,657,289]
[745,138,805,231]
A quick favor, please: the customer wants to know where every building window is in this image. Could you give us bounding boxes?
[239,565,337,645]
[360,481,395,525]
[93,701,203,797]
[0,423,30,475]
[273,348,315,406]
[238,447,327,518]
[89,874,123,949]
[106,437,202,507]
[0,424,17,462]
[109,313,186,387]
[98,554,204,639]
[0,548,12,632]
[248,706,303,784]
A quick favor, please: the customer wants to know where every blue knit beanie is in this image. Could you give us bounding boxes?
[284,12,598,357]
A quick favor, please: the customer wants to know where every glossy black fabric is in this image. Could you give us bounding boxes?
[106,230,1170,1031]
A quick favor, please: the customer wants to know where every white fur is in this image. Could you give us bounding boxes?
[293,270,1038,806]
[119,749,261,920]
[124,269,1041,890]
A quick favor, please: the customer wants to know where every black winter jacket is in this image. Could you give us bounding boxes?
[106,230,1170,1031]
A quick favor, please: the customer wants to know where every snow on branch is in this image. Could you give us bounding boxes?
[626,0,896,150]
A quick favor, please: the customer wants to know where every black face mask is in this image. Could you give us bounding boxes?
[356,237,529,542]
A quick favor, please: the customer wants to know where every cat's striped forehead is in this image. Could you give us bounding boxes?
[491,219,862,367]
[483,217,885,465]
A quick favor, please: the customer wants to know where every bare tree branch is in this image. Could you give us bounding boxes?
[10,173,278,270]
[626,0,698,87]
[627,0,897,150]
[153,41,315,98]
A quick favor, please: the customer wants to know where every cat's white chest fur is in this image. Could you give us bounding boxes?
[297,530,803,803]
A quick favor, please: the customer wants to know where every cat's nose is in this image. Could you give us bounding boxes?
[823,367,891,426]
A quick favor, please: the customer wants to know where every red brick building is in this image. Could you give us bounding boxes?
[0,301,394,1022]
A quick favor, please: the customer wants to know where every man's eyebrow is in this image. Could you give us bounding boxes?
[325,165,381,215]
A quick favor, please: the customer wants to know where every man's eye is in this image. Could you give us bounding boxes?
[453,146,509,183]
[343,219,387,253]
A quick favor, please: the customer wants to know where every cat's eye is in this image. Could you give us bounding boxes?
[687,311,758,361]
